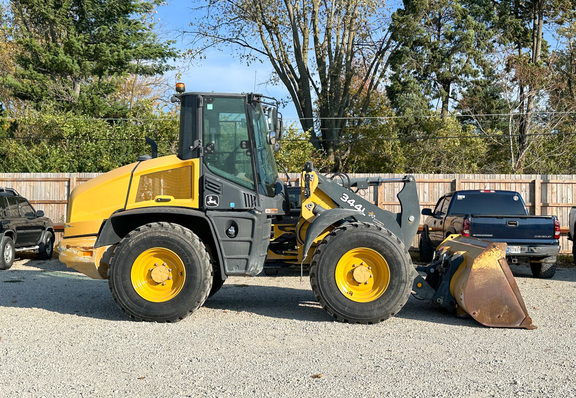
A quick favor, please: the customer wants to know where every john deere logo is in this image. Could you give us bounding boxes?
[205,195,219,207]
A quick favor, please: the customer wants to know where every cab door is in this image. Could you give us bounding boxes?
[429,195,452,246]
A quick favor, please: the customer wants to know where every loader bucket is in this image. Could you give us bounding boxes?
[438,235,535,329]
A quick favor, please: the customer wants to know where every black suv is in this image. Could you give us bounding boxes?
[0,187,54,269]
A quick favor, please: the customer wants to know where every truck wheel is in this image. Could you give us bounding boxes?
[37,232,54,260]
[530,257,557,279]
[108,222,212,322]
[572,243,576,264]
[0,236,15,270]
[418,232,434,263]
[310,222,414,324]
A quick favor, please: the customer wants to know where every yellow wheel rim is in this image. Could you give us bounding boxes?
[130,247,186,302]
[334,247,390,303]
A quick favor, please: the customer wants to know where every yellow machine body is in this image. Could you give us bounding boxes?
[59,155,200,278]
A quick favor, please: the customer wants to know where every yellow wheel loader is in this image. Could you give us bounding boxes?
[59,84,534,328]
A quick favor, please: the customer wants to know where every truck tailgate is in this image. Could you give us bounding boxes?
[470,215,556,241]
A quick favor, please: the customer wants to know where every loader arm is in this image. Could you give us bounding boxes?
[298,164,420,262]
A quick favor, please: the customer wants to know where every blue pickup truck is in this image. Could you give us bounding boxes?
[419,189,560,278]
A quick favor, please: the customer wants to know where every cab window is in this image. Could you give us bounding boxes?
[202,97,255,190]
[18,198,35,217]
[440,196,451,215]
[5,196,19,218]
[0,197,7,217]
[433,198,445,216]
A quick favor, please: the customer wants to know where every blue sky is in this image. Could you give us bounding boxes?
[154,0,299,122]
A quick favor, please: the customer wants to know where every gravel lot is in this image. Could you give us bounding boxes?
[1,256,575,398]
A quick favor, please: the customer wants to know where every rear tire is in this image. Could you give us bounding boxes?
[0,236,15,270]
[418,232,434,263]
[310,222,414,324]
[37,232,54,260]
[530,257,557,279]
[108,222,212,322]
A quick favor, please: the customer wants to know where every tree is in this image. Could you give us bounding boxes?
[3,0,177,116]
[388,0,493,118]
[475,0,574,172]
[0,1,16,113]
[549,14,576,114]
[0,102,179,172]
[338,72,406,173]
[275,126,331,173]
[397,114,488,174]
[189,0,395,170]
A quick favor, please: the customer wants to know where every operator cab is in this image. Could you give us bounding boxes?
[172,84,287,215]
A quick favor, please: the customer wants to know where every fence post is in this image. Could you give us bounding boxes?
[451,176,460,191]
[533,177,541,215]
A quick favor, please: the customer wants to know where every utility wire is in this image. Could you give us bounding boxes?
[2,110,576,123]
[2,131,575,143]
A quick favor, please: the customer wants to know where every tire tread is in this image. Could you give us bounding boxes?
[108,222,212,322]
[309,222,413,324]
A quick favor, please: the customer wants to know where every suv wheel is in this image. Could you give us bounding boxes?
[38,232,54,260]
[0,236,15,270]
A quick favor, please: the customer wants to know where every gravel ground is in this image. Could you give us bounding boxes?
[1,256,575,398]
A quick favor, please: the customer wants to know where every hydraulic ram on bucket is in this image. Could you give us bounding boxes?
[413,235,536,329]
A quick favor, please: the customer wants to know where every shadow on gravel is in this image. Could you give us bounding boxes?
[204,283,333,322]
[204,278,483,327]
[4,257,565,326]
[0,258,126,321]
[395,295,484,328]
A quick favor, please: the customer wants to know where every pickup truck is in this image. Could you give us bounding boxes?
[419,189,560,278]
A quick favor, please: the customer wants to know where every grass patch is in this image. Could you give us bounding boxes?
[557,255,574,268]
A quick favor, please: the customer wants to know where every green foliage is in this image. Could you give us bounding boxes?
[340,122,406,173]
[397,114,488,174]
[275,126,331,173]
[522,127,576,174]
[340,94,407,173]
[4,0,177,116]
[1,0,576,175]
[0,104,178,172]
[389,0,493,116]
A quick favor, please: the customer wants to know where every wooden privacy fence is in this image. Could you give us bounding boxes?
[2,172,576,254]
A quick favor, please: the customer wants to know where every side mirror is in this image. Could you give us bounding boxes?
[267,107,278,132]
[267,131,277,146]
[36,210,45,217]
[421,208,433,216]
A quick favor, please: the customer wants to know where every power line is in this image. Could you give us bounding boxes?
[281,130,576,143]
[1,130,575,144]
[282,110,576,121]
[3,110,576,123]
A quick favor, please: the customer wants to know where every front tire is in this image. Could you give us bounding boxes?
[310,223,414,324]
[0,236,15,270]
[108,222,212,322]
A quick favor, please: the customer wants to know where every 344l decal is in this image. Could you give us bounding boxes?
[339,192,366,215]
